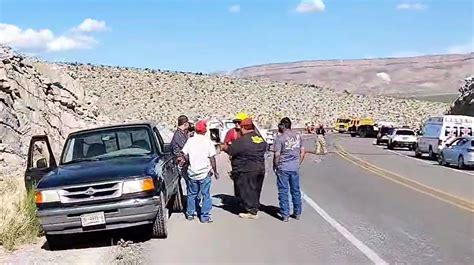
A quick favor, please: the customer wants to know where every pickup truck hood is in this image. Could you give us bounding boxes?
[37,155,159,189]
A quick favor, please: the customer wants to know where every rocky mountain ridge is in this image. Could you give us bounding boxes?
[0,46,107,176]
[449,76,474,116]
[232,53,473,97]
[0,46,451,176]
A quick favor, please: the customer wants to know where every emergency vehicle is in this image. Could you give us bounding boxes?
[415,115,474,159]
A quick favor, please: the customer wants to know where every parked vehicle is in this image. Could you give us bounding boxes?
[25,123,183,249]
[387,128,417,150]
[349,118,379,138]
[415,115,474,159]
[438,136,474,169]
[335,118,351,133]
[376,126,395,145]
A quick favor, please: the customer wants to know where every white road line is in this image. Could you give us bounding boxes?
[301,191,388,265]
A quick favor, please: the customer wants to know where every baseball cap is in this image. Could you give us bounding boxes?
[195,120,207,133]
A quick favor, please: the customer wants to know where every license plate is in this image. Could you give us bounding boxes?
[403,137,408,140]
[80,212,105,227]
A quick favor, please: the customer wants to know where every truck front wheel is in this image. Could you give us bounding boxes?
[152,192,168,238]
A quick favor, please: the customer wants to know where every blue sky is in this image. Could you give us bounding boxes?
[0,0,473,72]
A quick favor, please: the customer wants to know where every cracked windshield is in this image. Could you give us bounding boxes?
[0,0,472,264]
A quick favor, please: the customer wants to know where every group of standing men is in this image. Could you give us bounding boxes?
[170,112,308,223]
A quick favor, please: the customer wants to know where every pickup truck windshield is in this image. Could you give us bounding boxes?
[396,130,415,136]
[61,127,154,164]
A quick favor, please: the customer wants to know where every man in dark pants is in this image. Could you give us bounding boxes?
[273,117,306,222]
[227,118,267,219]
[170,115,199,215]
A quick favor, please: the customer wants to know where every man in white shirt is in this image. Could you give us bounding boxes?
[182,120,219,223]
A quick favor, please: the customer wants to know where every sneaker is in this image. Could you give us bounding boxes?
[200,217,213,223]
[291,214,301,220]
[186,215,195,221]
[282,216,289,222]
[239,213,259,219]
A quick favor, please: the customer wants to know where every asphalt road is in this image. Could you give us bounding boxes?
[143,134,474,264]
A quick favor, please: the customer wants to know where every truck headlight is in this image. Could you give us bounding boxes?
[122,177,155,194]
[35,190,60,204]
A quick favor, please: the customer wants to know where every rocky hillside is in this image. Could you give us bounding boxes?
[0,47,106,176]
[450,77,474,116]
[0,46,450,176]
[64,63,448,131]
[232,53,473,98]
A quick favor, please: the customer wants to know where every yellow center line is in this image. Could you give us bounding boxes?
[334,144,474,213]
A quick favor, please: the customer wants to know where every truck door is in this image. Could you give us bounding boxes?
[153,127,179,200]
[24,135,57,190]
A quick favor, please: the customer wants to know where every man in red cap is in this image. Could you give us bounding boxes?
[227,118,267,219]
[182,120,219,223]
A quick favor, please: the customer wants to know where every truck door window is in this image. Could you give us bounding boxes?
[153,127,165,153]
[31,141,51,169]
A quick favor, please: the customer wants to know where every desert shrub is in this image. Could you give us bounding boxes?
[0,177,42,251]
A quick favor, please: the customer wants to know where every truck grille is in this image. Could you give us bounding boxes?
[58,181,122,203]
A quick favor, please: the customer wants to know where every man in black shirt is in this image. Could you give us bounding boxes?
[227,118,267,219]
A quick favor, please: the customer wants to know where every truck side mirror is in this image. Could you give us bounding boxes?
[36,158,48,169]
[163,143,172,154]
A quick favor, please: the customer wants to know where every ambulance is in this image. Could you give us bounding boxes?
[415,115,474,159]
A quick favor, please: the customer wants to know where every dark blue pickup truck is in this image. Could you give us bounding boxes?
[24,123,183,249]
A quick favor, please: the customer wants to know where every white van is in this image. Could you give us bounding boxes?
[415,115,474,159]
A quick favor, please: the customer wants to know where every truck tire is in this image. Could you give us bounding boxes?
[359,127,367,138]
[429,146,437,160]
[152,192,168,239]
[458,156,466,170]
[388,142,394,150]
[171,182,184,212]
[415,145,422,158]
[350,133,356,137]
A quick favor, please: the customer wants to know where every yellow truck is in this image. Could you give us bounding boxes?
[335,118,351,133]
[348,118,378,138]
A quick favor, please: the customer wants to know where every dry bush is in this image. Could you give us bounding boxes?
[0,175,41,251]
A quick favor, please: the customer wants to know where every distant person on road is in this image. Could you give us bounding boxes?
[315,124,327,155]
[227,118,267,219]
[182,120,219,223]
[273,117,305,222]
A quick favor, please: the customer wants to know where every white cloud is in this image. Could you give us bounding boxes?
[296,0,326,13]
[396,3,427,10]
[229,5,241,13]
[76,18,107,33]
[446,38,474,54]
[0,24,54,51]
[47,35,97,52]
[376,72,391,83]
[0,19,107,53]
